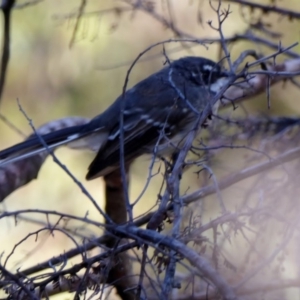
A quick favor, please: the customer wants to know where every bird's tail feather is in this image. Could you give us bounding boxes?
[0,125,86,166]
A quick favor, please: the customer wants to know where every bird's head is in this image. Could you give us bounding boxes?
[172,56,230,87]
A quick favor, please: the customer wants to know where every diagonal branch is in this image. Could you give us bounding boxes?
[0,0,15,106]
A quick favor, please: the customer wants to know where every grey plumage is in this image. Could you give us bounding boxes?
[0,56,229,179]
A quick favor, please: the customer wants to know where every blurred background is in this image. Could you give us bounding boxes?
[0,0,300,299]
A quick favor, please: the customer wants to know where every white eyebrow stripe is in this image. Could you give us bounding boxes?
[203,64,213,71]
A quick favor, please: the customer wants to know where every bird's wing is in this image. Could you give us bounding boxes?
[86,93,195,180]
[86,65,221,180]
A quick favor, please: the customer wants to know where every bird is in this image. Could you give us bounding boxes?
[0,56,230,180]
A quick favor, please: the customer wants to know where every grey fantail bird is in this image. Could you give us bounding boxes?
[0,57,230,179]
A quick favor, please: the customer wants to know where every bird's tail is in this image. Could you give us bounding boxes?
[0,125,87,165]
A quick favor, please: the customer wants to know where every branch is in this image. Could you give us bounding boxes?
[0,0,15,106]
[221,0,300,20]
[184,143,300,205]
[223,57,300,104]
[3,241,137,299]
[115,225,239,300]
